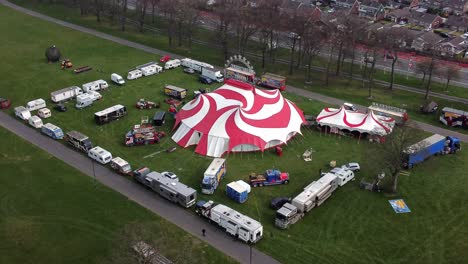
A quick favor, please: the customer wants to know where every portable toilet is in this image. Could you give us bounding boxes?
[226,181,248,203]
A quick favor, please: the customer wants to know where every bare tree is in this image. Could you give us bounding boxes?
[159,0,176,46]
[149,0,159,24]
[78,0,91,15]
[379,27,408,90]
[303,25,325,83]
[422,57,439,99]
[213,0,236,60]
[120,0,128,31]
[92,0,104,22]
[136,0,149,32]
[256,0,282,66]
[232,2,258,56]
[439,64,461,91]
[415,59,431,84]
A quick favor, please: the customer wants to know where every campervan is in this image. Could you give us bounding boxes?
[75,94,94,109]
[37,108,51,119]
[82,80,109,92]
[127,69,143,80]
[111,73,125,85]
[88,146,113,165]
[28,115,43,128]
[26,99,46,111]
[164,59,181,70]
[14,106,31,121]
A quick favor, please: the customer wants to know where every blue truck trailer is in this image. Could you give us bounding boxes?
[404,134,461,168]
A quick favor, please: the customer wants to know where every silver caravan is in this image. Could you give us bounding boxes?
[136,171,197,208]
[82,80,109,92]
[50,86,83,103]
[180,58,214,72]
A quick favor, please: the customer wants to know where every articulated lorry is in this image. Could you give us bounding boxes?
[403,134,461,168]
[201,158,226,195]
[195,200,263,243]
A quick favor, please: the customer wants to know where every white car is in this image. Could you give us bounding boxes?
[161,171,179,181]
[342,162,361,172]
[462,33,468,39]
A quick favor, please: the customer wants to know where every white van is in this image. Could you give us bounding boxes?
[88,146,113,165]
[28,115,43,128]
[14,106,31,121]
[164,59,181,70]
[75,94,94,109]
[26,98,46,111]
[127,69,143,80]
[82,80,109,92]
[111,73,125,85]
[38,108,51,119]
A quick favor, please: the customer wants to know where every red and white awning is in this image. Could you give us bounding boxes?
[316,106,395,136]
[172,79,306,157]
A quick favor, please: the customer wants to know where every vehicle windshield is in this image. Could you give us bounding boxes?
[201,183,212,190]
[275,212,287,221]
[83,139,92,148]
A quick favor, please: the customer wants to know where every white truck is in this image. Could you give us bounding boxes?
[50,86,83,103]
[75,92,101,109]
[14,106,31,120]
[164,59,181,70]
[82,80,109,92]
[201,68,224,83]
[88,146,113,165]
[275,173,340,229]
[26,99,46,111]
[181,58,214,72]
[195,200,263,243]
[111,73,125,85]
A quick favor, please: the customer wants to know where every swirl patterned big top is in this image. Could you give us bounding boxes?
[172,79,306,157]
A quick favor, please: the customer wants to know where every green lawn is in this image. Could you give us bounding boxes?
[2,4,468,264]
[0,126,236,264]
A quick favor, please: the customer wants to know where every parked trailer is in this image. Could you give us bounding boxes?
[134,171,197,208]
[41,123,64,139]
[26,98,46,111]
[201,158,226,195]
[181,58,214,72]
[164,59,181,70]
[28,115,43,128]
[141,64,163,76]
[164,85,187,100]
[88,146,113,165]
[224,67,255,83]
[94,104,127,125]
[51,86,83,103]
[82,80,108,92]
[368,102,408,125]
[403,134,461,168]
[65,130,93,152]
[14,106,31,121]
[110,157,132,175]
[195,200,263,243]
[201,68,224,83]
[275,173,340,229]
[439,107,468,129]
[256,73,286,91]
[127,69,143,80]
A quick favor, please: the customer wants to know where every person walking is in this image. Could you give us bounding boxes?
[202,228,206,237]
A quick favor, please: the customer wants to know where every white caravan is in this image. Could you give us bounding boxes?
[127,69,143,80]
[141,64,162,76]
[88,146,113,165]
[82,80,109,92]
[111,73,125,85]
[28,115,43,128]
[14,106,31,120]
[50,86,83,103]
[181,58,214,72]
[38,108,51,119]
[26,98,46,111]
[164,59,181,70]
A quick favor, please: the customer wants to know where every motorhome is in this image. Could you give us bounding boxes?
[14,106,31,121]
[181,58,214,72]
[28,115,43,128]
[75,94,94,109]
[164,59,181,70]
[94,104,127,125]
[88,146,113,165]
[50,86,83,103]
[127,69,143,80]
[82,80,109,92]
[37,108,51,119]
[41,123,64,139]
[26,98,46,111]
[111,73,125,85]
[65,131,93,152]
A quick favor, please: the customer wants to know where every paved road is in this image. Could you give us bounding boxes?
[0,111,279,264]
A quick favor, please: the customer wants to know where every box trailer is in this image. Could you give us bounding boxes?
[201,68,224,83]
[127,69,143,80]
[403,134,461,168]
[51,86,83,103]
[134,171,197,208]
[439,107,468,128]
[65,130,93,152]
[195,200,263,243]
[14,106,31,121]
[181,58,214,72]
[164,85,187,100]
[28,115,43,128]
[368,102,408,125]
[94,104,127,125]
[224,67,256,83]
[201,158,227,195]
[82,80,108,92]
[41,123,64,139]
[88,146,113,165]
[257,73,286,91]
[26,98,46,111]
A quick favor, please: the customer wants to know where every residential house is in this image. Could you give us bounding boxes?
[444,15,468,32]
[435,36,468,58]
[359,0,386,20]
[333,0,357,9]
[411,31,444,51]
[387,7,443,29]
[442,0,468,16]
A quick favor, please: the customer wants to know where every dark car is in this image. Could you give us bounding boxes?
[199,76,213,84]
[270,197,291,210]
[54,103,67,112]
[183,68,195,74]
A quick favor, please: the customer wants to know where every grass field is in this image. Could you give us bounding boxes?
[2,4,468,264]
[0,128,236,264]
[9,0,468,137]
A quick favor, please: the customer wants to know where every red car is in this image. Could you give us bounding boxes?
[0,98,11,109]
[160,55,171,63]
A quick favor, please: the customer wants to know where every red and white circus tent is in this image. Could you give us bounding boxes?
[172,79,306,157]
[316,106,395,136]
